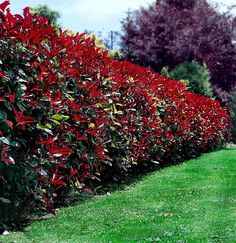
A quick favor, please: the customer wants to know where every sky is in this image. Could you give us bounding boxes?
[10,0,236,36]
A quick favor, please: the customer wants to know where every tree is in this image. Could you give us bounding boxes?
[121,0,236,93]
[30,4,61,28]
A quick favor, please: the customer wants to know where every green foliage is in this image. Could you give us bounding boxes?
[228,88,236,143]
[169,61,213,97]
[30,4,60,28]
[0,162,37,229]
[0,39,40,227]
[108,50,124,59]
[160,66,170,77]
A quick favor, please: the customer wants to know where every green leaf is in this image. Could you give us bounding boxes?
[36,123,44,129]
[36,123,53,134]
[10,141,19,148]
[0,109,7,120]
[52,114,63,121]
[16,102,26,111]
[0,137,10,145]
[61,115,70,120]
[64,93,75,101]
[52,114,70,121]
[0,197,11,204]
[45,123,52,129]
[49,119,61,126]
[113,121,122,127]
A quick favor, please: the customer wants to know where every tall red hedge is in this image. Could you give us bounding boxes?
[0,1,231,227]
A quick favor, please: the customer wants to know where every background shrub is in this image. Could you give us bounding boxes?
[168,61,213,97]
[228,88,236,143]
[0,1,231,229]
[108,49,124,59]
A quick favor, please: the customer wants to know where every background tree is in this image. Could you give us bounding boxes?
[30,4,61,28]
[121,0,236,93]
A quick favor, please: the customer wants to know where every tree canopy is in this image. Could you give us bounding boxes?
[121,0,236,92]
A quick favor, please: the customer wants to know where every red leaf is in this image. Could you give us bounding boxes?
[23,7,30,17]
[51,179,65,186]
[70,169,77,177]
[8,94,15,102]
[86,129,97,136]
[6,120,13,129]
[32,87,43,92]
[37,136,57,145]
[0,71,5,78]
[77,136,88,141]
[38,16,50,26]
[49,146,71,157]
[13,109,34,130]
[0,1,9,12]
[81,187,92,193]
[1,145,15,164]
[58,163,67,168]
[77,33,86,39]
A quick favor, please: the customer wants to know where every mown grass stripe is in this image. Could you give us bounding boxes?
[3,149,236,242]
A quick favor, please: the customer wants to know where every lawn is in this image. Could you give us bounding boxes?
[2,149,236,242]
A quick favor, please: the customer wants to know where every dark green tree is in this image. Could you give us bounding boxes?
[169,61,213,97]
[228,88,236,143]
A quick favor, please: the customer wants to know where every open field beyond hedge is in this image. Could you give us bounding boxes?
[3,149,236,242]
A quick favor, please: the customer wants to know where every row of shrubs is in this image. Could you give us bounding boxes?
[0,2,231,229]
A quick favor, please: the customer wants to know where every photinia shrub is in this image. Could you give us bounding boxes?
[0,1,231,228]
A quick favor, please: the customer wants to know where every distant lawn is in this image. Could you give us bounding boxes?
[3,149,236,242]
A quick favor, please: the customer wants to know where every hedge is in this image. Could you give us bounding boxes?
[0,1,231,228]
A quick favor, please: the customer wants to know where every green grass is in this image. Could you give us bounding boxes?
[2,149,236,242]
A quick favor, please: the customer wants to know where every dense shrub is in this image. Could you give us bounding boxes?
[0,1,231,229]
[168,61,213,97]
